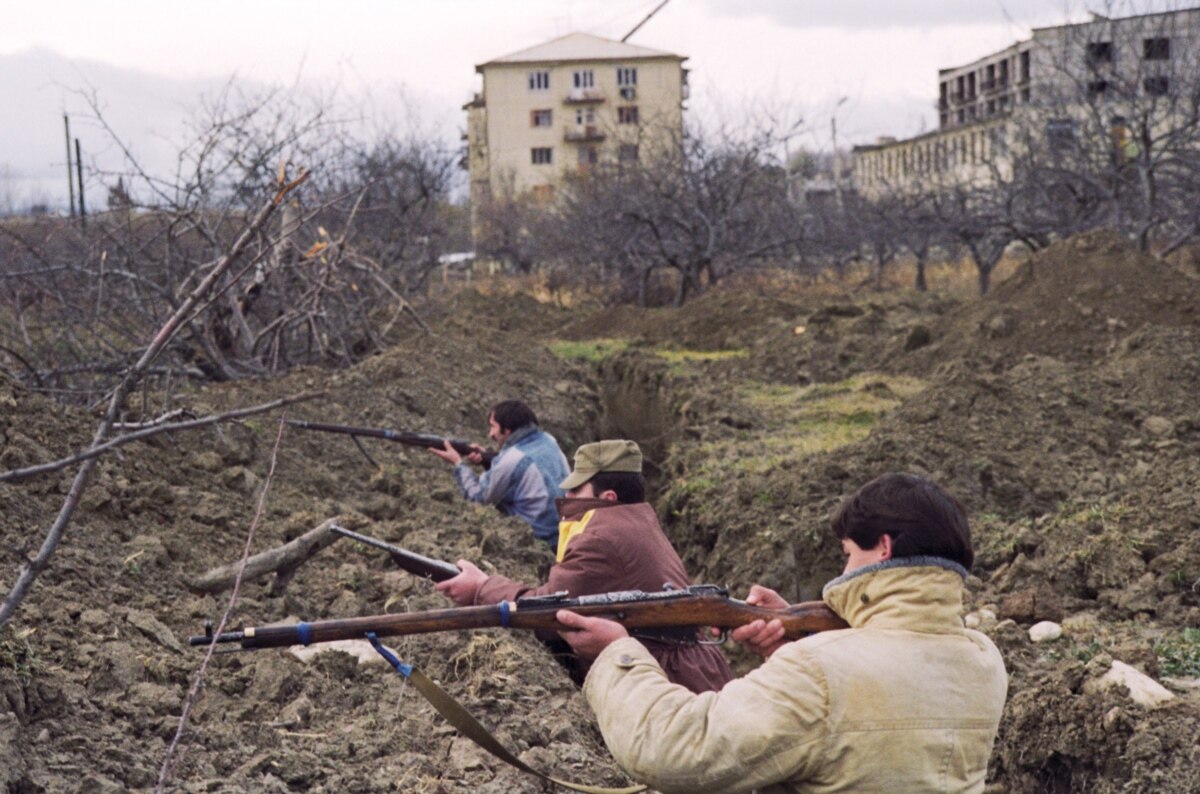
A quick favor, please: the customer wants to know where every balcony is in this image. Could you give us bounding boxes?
[564,88,606,104]
[564,125,606,142]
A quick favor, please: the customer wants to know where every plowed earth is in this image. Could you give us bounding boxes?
[1,230,1198,793]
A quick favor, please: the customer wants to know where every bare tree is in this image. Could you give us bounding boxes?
[545,123,809,306]
[0,81,458,401]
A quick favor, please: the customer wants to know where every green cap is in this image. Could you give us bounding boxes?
[560,440,642,491]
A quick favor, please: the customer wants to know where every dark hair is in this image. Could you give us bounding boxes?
[587,471,646,504]
[490,400,538,433]
[831,473,974,570]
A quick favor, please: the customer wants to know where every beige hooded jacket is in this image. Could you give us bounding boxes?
[583,558,1007,794]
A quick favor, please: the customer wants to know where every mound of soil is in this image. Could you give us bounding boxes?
[3,231,1200,793]
[894,229,1200,375]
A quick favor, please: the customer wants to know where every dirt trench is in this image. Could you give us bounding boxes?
[2,232,1200,792]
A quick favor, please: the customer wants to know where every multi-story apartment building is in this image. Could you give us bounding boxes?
[464,32,688,224]
[853,7,1200,198]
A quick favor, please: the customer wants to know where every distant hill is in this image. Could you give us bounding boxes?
[0,47,233,213]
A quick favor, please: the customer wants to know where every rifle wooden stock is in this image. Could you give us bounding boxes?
[189,585,848,649]
[331,525,460,582]
[286,419,497,468]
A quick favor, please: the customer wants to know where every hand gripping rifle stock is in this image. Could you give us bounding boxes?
[330,525,460,582]
[189,584,848,649]
[285,419,497,468]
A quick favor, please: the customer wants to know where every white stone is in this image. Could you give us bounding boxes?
[288,639,398,666]
[1084,660,1176,708]
[1028,621,1063,642]
[964,613,981,629]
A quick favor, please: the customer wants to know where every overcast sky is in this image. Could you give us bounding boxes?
[0,0,1181,210]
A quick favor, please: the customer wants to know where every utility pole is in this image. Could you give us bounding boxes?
[75,138,86,227]
[63,114,76,217]
[831,96,848,208]
[622,0,670,42]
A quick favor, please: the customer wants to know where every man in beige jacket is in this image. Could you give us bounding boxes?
[557,472,1008,793]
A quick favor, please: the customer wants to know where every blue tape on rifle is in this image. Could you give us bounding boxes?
[297,622,313,646]
[367,632,413,678]
[499,601,511,628]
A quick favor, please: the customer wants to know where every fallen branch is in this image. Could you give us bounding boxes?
[0,391,322,484]
[188,516,349,595]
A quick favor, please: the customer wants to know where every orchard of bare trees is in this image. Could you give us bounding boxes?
[0,85,465,408]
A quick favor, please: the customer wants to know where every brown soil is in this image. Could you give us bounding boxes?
[2,229,1199,792]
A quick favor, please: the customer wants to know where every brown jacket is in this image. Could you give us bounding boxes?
[475,498,733,694]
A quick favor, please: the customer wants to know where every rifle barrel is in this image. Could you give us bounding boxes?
[331,525,460,582]
[286,419,496,467]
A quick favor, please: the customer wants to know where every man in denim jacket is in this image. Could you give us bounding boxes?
[430,400,569,548]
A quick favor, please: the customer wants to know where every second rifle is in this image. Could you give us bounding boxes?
[331,525,460,582]
[287,419,497,468]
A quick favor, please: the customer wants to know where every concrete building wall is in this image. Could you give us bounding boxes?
[465,35,686,223]
[852,7,1200,200]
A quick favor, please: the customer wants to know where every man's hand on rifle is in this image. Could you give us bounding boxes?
[434,559,488,605]
[429,441,486,466]
[555,609,629,659]
[428,440,464,465]
[728,584,790,659]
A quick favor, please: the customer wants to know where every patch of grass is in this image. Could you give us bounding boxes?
[0,625,41,683]
[1074,640,1104,664]
[656,348,748,372]
[547,338,630,361]
[736,373,926,460]
[669,373,928,507]
[1155,628,1200,677]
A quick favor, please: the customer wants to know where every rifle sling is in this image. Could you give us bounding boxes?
[366,633,646,794]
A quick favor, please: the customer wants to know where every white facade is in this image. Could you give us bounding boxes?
[854,7,1200,198]
[465,32,688,222]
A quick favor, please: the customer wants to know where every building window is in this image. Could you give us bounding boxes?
[617,67,638,86]
[619,144,639,162]
[573,70,595,89]
[529,71,550,91]
[1020,50,1031,82]
[531,109,552,127]
[578,146,599,166]
[575,107,595,125]
[618,106,639,124]
[1087,80,1109,98]
[1086,41,1114,65]
[1143,37,1170,60]
[1144,75,1169,96]
[531,147,553,165]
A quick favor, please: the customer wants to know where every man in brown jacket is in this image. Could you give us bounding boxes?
[435,439,732,694]
[557,473,1008,793]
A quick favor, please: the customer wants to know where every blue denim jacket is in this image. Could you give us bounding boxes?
[453,424,569,546]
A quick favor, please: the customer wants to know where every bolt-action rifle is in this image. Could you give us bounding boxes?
[331,524,460,582]
[189,585,848,649]
[286,419,497,469]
